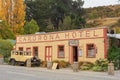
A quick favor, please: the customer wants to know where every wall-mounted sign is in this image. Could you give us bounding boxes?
[16,28,104,43]
[69,40,79,46]
[78,49,82,57]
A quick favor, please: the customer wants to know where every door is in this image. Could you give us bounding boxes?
[45,46,52,61]
[69,46,78,64]
[73,46,78,62]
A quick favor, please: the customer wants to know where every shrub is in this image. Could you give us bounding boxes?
[59,60,70,68]
[92,66,103,71]
[92,59,108,72]
[0,39,13,63]
[52,60,59,63]
[40,61,47,67]
[52,60,70,68]
[78,61,84,68]
[107,44,120,70]
[79,61,94,70]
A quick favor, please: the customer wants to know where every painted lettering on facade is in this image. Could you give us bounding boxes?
[16,28,105,43]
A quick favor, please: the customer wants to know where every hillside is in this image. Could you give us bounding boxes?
[87,17,120,27]
[84,4,120,33]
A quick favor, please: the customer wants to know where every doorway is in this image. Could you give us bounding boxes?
[45,46,52,61]
[73,46,78,62]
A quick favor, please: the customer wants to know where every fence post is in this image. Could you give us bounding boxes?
[108,61,114,75]
[26,59,31,67]
[72,62,79,72]
[0,58,3,65]
[47,61,52,69]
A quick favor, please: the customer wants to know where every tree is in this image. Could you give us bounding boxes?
[70,0,85,28]
[0,21,15,39]
[0,0,26,34]
[12,0,26,34]
[0,0,11,24]
[25,0,85,31]
[25,0,49,31]
[59,16,75,30]
[24,19,39,34]
[0,40,13,59]
[107,38,120,69]
[48,0,72,30]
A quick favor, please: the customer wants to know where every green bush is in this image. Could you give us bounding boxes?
[107,44,120,70]
[92,59,108,72]
[0,39,13,63]
[92,66,103,71]
[80,65,90,70]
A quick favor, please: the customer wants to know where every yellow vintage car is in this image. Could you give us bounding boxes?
[9,50,41,66]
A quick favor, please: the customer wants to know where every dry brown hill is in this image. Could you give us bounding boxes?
[85,5,120,33]
[87,17,120,27]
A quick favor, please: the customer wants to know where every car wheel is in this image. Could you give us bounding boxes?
[11,59,16,66]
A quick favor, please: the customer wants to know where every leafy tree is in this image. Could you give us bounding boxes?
[25,0,85,31]
[24,19,39,34]
[25,0,49,31]
[48,0,72,30]
[107,38,120,69]
[12,0,26,34]
[59,16,75,30]
[70,0,85,28]
[0,0,26,34]
[0,40,13,59]
[0,21,15,39]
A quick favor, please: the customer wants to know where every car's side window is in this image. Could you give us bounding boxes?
[20,52,23,55]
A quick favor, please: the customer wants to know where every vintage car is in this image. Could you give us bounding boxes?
[9,50,41,66]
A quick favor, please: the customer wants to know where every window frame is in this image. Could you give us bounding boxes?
[86,44,96,58]
[33,46,38,57]
[26,47,31,52]
[26,47,31,56]
[57,45,65,58]
[19,47,23,51]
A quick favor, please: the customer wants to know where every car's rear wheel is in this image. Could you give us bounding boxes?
[10,59,16,66]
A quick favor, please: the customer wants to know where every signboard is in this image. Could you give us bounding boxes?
[16,28,104,43]
[52,63,58,70]
[78,49,82,57]
[69,40,79,46]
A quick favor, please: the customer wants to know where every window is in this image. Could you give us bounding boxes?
[87,44,95,58]
[20,51,23,55]
[19,47,23,51]
[26,48,31,52]
[26,48,31,56]
[58,45,64,58]
[33,47,38,57]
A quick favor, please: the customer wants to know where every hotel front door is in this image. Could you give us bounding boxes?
[73,46,78,62]
[45,46,52,61]
[69,46,78,64]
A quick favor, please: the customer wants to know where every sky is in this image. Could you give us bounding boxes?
[83,0,120,8]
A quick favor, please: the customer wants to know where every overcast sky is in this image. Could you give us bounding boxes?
[83,0,120,8]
